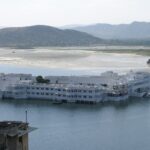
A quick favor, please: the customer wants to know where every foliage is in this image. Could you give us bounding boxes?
[36,76,50,84]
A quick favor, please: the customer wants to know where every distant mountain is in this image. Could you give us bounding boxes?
[71,22,150,39]
[0,25,103,47]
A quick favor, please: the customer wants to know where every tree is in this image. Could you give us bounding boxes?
[36,76,50,84]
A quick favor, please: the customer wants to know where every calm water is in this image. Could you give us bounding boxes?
[0,48,150,150]
[1,99,150,150]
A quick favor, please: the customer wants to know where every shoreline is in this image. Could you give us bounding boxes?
[0,47,148,75]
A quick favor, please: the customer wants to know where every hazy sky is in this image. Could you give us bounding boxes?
[0,0,150,27]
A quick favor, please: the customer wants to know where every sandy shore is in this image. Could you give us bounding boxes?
[0,47,149,75]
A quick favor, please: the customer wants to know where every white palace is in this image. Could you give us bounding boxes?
[0,71,150,104]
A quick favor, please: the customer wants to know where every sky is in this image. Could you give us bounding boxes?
[0,0,150,27]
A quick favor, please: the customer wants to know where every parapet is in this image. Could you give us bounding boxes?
[0,121,30,137]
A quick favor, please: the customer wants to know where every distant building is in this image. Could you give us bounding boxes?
[0,71,150,103]
[0,121,35,150]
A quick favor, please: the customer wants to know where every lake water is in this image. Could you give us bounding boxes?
[1,99,150,150]
[0,47,150,150]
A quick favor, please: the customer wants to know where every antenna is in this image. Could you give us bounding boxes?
[25,110,28,123]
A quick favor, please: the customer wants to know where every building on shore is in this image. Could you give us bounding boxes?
[0,121,35,150]
[0,71,149,103]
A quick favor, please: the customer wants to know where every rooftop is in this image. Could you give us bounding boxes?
[0,121,35,137]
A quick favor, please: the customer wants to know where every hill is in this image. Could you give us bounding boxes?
[71,21,150,40]
[0,25,103,47]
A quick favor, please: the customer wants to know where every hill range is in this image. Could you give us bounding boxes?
[0,25,103,47]
[1,22,150,47]
[70,21,150,40]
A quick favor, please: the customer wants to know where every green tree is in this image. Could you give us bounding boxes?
[36,76,49,84]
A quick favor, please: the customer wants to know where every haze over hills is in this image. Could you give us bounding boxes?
[60,24,83,29]
[0,25,103,47]
[71,21,150,40]
[0,26,5,29]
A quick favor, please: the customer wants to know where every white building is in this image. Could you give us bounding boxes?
[0,71,149,104]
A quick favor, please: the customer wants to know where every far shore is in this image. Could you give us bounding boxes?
[0,45,149,56]
[0,47,148,74]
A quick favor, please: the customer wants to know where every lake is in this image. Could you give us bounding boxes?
[0,99,150,150]
[0,47,150,150]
